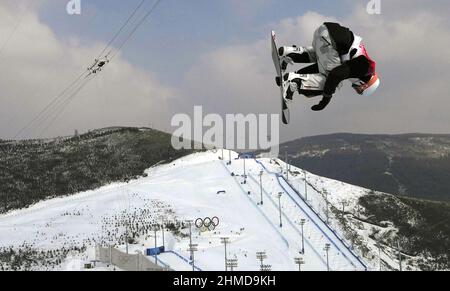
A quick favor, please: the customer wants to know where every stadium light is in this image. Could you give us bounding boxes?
[324,244,331,271]
[256,251,267,269]
[300,219,306,254]
[188,243,198,272]
[226,258,238,271]
[278,192,283,228]
[259,171,264,206]
[294,257,305,271]
[221,237,230,271]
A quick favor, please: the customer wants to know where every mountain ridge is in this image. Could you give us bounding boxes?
[0,127,192,213]
[281,133,450,201]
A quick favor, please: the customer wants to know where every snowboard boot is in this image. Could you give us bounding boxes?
[282,72,302,103]
[279,46,306,71]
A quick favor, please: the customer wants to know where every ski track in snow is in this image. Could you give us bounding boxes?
[0,151,374,271]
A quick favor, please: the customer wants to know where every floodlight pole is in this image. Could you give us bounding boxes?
[125,224,129,254]
[285,152,289,180]
[221,237,230,271]
[153,225,158,265]
[300,219,306,254]
[187,220,193,260]
[295,257,304,271]
[243,157,247,183]
[227,259,238,271]
[278,193,283,228]
[304,171,308,201]
[256,251,267,269]
[188,243,198,272]
[135,250,141,271]
[161,222,165,249]
[324,244,331,271]
[259,171,264,206]
[376,242,382,271]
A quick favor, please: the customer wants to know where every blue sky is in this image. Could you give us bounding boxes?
[2,0,450,141]
[37,0,351,84]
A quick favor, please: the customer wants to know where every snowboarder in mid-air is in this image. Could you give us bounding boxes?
[277,22,380,111]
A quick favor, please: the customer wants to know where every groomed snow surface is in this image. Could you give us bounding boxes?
[0,151,379,271]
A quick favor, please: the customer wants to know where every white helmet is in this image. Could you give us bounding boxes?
[353,74,380,96]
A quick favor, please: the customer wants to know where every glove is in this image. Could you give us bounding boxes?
[311,95,332,111]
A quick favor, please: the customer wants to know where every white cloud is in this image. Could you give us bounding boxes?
[0,2,177,139]
[2,1,450,142]
[180,5,450,141]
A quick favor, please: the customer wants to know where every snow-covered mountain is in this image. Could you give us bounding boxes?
[281,133,450,202]
[0,151,426,271]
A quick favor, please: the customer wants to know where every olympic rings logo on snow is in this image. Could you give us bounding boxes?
[195,216,220,231]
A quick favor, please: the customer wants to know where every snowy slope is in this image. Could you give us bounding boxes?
[0,150,393,271]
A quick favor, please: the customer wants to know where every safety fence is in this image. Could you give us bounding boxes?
[95,245,170,271]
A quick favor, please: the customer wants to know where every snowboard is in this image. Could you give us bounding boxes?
[271,31,290,125]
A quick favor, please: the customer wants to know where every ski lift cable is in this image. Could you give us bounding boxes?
[13,70,89,139]
[13,0,146,139]
[4,5,101,135]
[38,76,93,138]
[0,1,31,60]
[13,0,164,139]
[38,77,93,137]
[110,0,164,61]
[41,0,165,135]
[106,0,153,58]
[30,73,91,129]
[31,77,92,137]
[5,52,87,133]
[96,0,147,60]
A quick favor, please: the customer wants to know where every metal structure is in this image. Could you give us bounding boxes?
[324,243,331,271]
[304,170,308,201]
[243,158,247,184]
[277,192,283,228]
[187,220,193,260]
[188,243,198,272]
[285,152,289,181]
[125,223,129,254]
[161,223,165,249]
[226,258,238,271]
[135,250,141,271]
[256,251,267,269]
[221,237,230,271]
[294,257,305,271]
[259,171,264,206]
[300,219,306,254]
[153,227,158,264]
